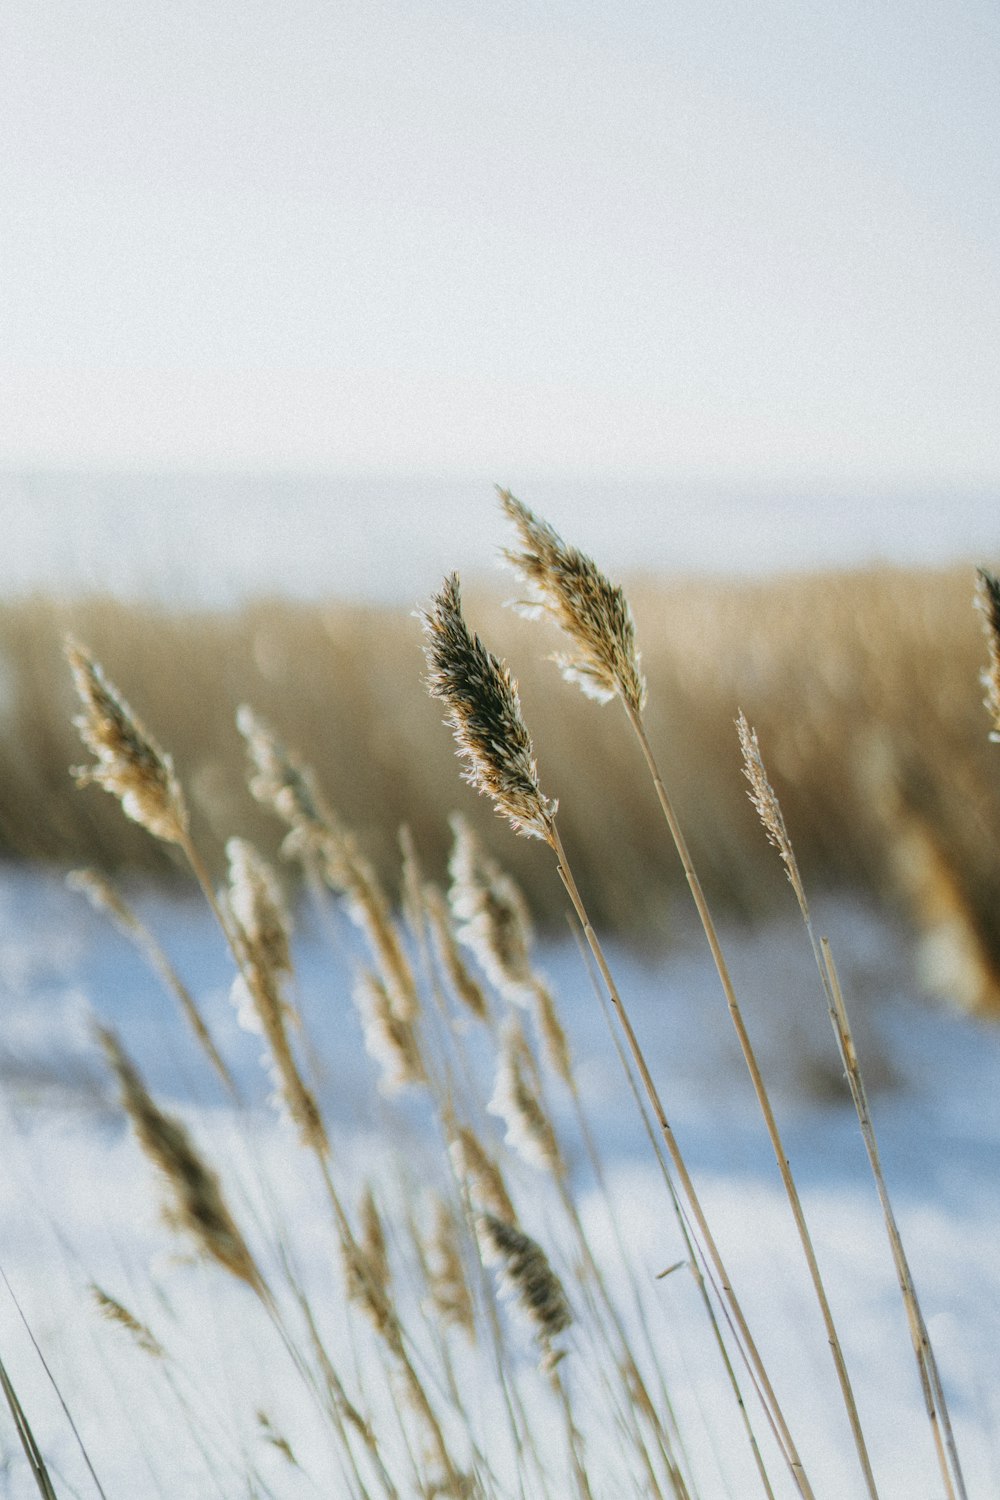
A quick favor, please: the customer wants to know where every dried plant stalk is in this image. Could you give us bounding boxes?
[423,562,815,1497]
[742,719,967,1499]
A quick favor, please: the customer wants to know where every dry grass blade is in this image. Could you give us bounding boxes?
[65,638,189,845]
[0,1354,59,1500]
[498,487,646,714]
[422,575,556,841]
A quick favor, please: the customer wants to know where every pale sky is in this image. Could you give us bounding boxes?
[1,0,999,485]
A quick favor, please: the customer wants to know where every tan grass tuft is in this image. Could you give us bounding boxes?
[421,575,556,841]
[226,837,294,981]
[226,842,329,1150]
[498,489,646,714]
[65,639,189,845]
[447,815,537,1006]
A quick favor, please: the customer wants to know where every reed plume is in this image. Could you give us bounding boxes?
[449,1128,517,1225]
[90,1286,164,1359]
[499,488,646,714]
[353,969,426,1095]
[99,1027,263,1294]
[974,568,1000,740]
[226,840,329,1151]
[422,575,556,841]
[66,639,188,845]
[476,1214,571,1372]
[488,1024,563,1175]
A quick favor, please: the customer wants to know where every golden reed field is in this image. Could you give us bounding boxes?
[3,561,999,1015]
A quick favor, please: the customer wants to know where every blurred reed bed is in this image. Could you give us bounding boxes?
[1,561,998,1008]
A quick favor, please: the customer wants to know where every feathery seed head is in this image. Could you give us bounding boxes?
[354,969,426,1095]
[975,569,1000,741]
[421,575,556,842]
[226,838,293,980]
[236,705,333,853]
[66,639,189,844]
[449,1127,517,1225]
[476,1213,571,1370]
[447,815,537,1004]
[425,1196,475,1337]
[99,1027,263,1293]
[736,712,806,914]
[498,489,646,715]
[488,1024,563,1175]
[90,1285,164,1358]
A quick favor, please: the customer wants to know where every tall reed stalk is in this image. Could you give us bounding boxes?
[421,572,815,1498]
[498,492,879,1497]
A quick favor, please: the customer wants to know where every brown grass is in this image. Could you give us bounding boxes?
[2,565,999,1003]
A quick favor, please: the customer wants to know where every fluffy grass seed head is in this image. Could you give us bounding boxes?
[448,815,536,1005]
[226,838,294,981]
[477,1213,571,1371]
[90,1285,164,1359]
[422,575,556,842]
[489,1024,563,1175]
[236,704,334,856]
[736,712,807,916]
[354,969,426,1095]
[66,639,189,844]
[498,489,646,715]
[99,1027,263,1293]
[449,1127,518,1225]
[975,569,1000,740]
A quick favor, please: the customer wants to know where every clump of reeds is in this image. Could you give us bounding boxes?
[33,527,984,1500]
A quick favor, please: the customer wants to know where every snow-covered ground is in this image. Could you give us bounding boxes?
[0,862,997,1498]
